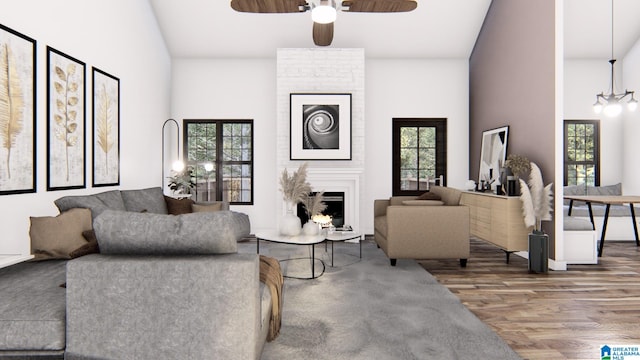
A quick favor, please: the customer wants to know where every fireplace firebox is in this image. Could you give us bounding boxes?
[297,192,345,227]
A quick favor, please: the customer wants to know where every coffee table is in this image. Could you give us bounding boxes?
[255,230,363,278]
[255,230,326,279]
[325,232,362,267]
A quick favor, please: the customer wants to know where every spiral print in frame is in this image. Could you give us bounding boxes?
[302,104,339,149]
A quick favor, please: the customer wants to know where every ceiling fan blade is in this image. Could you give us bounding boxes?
[313,21,334,46]
[342,0,417,13]
[231,0,309,13]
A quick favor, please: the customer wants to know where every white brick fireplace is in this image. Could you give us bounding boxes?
[276,48,365,232]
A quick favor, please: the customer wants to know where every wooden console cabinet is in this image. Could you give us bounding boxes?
[460,191,530,262]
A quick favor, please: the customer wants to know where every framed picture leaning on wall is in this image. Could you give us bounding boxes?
[91,67,119,187]
[478,125,509,189]
[290,93,352,160]
[46,46,86,191]
[0,23,36,195]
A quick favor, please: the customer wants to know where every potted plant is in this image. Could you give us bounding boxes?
[518,161,553,273]
[503,154,530,196]
[278,162,312,235]
[167,166,195,197]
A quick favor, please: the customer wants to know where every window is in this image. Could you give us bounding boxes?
[564,120,600,187]
[392,118,447,196]
[183,120,253,204]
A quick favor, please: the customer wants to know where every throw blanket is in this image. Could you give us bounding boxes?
[259,255,284,341]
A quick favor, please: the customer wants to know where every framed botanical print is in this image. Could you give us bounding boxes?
[290,93,352,160]
[0,23,36,195]
[91,67,119,187]
[46,46,86,191]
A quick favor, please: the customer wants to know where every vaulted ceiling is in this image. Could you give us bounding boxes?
[149,0,640,60]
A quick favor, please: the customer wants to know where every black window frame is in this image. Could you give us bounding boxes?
[183,119,254,205]
[563,119,600,188]
[392,118,447,196]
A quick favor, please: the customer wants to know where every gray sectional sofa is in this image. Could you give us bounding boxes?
[0,187,272,360]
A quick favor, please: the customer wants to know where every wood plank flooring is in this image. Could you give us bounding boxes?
[419,238,640,360]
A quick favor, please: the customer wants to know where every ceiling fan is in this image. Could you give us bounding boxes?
[230,0,418,46]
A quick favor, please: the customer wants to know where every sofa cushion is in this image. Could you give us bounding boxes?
[0,260,67,351]
[563,184,587,205]
[93,210,239,255]
[587,183,622,196]
[402,200,444,206]
[30,208,94,261]
[54,192,118,220]
[193,202,223,212]
[194,200,230,211]
[429,186,462,206]
[417,191,441,201]
[164,195,194,215]
[564,217,594,231]
[120,187,168,214]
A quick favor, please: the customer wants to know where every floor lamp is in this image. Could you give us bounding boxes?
[162,119,182,193]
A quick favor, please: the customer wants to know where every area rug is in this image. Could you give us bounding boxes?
[238,239,521,360]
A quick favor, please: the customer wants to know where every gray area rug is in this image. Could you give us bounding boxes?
[238,239,521,360]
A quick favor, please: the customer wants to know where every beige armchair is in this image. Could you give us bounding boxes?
[373,186,470,267]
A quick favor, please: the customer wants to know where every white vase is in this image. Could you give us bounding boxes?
[280,205,301,236]
[302,221,320,235]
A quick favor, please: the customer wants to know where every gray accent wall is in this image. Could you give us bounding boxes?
[470,0,558,257]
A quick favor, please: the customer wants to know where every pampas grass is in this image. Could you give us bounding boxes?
[519,162,553,231]
[303,191,327,217]
[279,162,312,204]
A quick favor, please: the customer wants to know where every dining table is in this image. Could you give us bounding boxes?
[564,195,640,256]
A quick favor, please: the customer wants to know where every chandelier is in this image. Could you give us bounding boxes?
[311,0,337,24]
[593,0,638,117]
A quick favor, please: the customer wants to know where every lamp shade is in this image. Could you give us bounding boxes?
[603,102,622,117]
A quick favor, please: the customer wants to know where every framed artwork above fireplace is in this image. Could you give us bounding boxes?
[290,93,352,160]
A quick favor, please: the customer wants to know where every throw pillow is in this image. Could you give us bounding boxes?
[69,230,100,258]
[402,200,445,206]
[164,195,194,215]
[192,202,223,213]
[417,191,441,201]
[30,208,93,261]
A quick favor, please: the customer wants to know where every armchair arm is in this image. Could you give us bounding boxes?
[374,199,390,217]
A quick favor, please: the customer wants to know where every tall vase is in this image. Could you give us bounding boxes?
[528,230,549,273]
[279,202,301,236]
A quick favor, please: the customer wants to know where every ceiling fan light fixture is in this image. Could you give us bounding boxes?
[312,0,337,24]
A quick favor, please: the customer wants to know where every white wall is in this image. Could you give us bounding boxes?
[364,59,470,233]
[564,59,624,186]
[623,39,640,195]
[0,0,171,255]
[171,57,470,235]
[170,58,278,231]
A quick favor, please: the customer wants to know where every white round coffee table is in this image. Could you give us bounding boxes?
[255,230,326,279]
